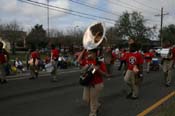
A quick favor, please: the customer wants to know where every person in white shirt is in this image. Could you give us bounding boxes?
[15,57,24,72]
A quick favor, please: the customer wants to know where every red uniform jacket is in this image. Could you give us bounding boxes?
[144,52,154,63]
[51,48,59,60]
[125,52,144,70]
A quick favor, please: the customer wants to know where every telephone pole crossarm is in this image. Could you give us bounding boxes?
[154,7,169,47]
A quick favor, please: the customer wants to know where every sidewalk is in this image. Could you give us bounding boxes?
[6,67,80,79]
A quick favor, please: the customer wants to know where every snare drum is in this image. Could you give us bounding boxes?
[152,58,159,65]
[160,48,170,58]
[45,63,54,73]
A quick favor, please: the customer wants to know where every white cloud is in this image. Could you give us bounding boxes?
[17,0,70,17]
[164,15,174,26]
[0,0,70,18]
[87,0,100,6]
[0,0,174,32]
[0,0,17,13]
[0,0,71,30]
[107,0,175,27]
[46,0,70,17]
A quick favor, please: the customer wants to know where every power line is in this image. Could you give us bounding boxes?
[17,0,116,25]
[162,0,174,16]
[108,0,136,11]
[20,0,117,22]
[119,0,159,14]
[108,0,160,24]
[18,0,100,21]
[69,0,121,17]
[132,0,160,12]
[108,0,158,15]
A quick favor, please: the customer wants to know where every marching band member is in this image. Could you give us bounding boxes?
[50,44,59,82]
[28,48,40,79]
[77,48,108,116]
[124,43,144,99]
[172,45,175,69]
[103,46,113,77]
[118,48,127,71]
[78,22,109,116]
[144,49,154,73]
[0,42,9,84]
[161,41,174,87]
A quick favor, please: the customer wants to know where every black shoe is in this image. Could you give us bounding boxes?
[165,83,170,87]
[29,77,35,80]
[129,96,139,100]
[126,93,132,99]
[35,74,38,78]
[51,78,57,82]
[1,79,7,84]
[96,103,102,114]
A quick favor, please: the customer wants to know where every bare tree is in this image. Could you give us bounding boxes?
[0,20,24,54]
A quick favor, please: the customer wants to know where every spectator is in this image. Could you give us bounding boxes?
[15,57,24,73]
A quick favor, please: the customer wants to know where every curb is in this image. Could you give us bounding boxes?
[6,67,80,79]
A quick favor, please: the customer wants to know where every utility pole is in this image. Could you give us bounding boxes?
[155,7,169,47]
[47,0,50,38]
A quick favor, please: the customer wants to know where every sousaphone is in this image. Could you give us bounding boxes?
[0,37,11,52]
[83,22,106,50]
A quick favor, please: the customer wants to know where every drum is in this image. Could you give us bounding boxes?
[45,63,54,73]
[152,58,159,65]
[160,48,170,58]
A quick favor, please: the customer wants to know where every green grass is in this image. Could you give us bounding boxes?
[151,101,175,116]
[10,53,28,61]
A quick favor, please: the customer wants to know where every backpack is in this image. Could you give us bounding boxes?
[79,58,101,86]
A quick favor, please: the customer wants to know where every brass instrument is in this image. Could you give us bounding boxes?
[83,22,106,50]
[0,37,11,52]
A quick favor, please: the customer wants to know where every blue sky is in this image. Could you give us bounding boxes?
[0,0,175,32]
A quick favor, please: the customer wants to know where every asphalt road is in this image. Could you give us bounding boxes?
[0,66,175,116]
